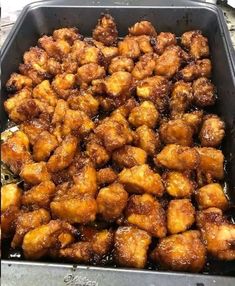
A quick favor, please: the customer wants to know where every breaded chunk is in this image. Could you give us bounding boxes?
[109,56,134,74]
[134,35,154,53]
[197,208,235,260]
[182,110,203,133]
[126,194,166,238]
[47,135,78,173]
[196,147,224,179]
[20,162,51,185]
[180,59,212,81]
[97,183,128,221]
[22,220,75,259]
[196,183,228,210]
[112,145,147,169]
[53,27,79,45]
[165,171,194,198]
[132,52,156,80]
[92,14,118,46]
[59,242,92,263]
[33,131,58,161]
[1,206,20,238]
[11,208,51,248]
[119,164,164,196]
[193,77,215,107]
[111,98,138,118]
[22,181,56,209]
[1,131,32,174]
[156,144,199,171]
[129,21,157,36]
[1,184,22,212]
[153,32,176,55]
[32,80,58,107]
[52,73,77,99]
[159,119,193,146]
[167,199,195,234]
[78,45,102,65]
[6,73,33,93]
[151,230,206,272]
[114,226,151,268]
[118,36,141,59]
[128,101,159,128]
[77,63,105,85]
[96,167,117,186]
[199,115,225,147]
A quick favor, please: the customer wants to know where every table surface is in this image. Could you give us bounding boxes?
[1,0,235,49]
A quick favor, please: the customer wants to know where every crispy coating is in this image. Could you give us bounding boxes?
[1,206,20,238]
[53,27,80,45]
[114,226,151,268]
[165,171,194,198]
[153,32,177,55]
[22,220,75,259]
[47,57,62,75]
[181,30,209,59]
[6,73,33,93]
[108,56,134,74]
[197,208,235,260]
[196,147,224,179]
[22,181,56,209]
[199,115,225,147]
[92,14,118,46]
[47,135,78,173]
[159,119,193,146]
[32,80,58,106]
[193,77,215,107]
[1,131,32,174]
[156,144,199,171]
[132,52,157,80]
[170,81,193,117]
[77,63,105,84]
[119,164,164,196]
[180,59,212,81]
[112,145,147,169]
[52,99,69,124]
[11,208,51,248]
[167,199,195,234]
[19,64,45,85]
[59,241,92,262]
[196,183,228,210]
[1,184,22,213]
[20,162,51,185]
[118,36,141,59]
[97,183,128,221]
[23,47,49,75]
[151,230,206,272]
[128,101,159,128]
[33,131,58,161]
[182,110,203,133]
[134,125,160,155]
[78,45,102,65]
[134,35,154,53]
[126,194,167,238]
[52,73,77,99]
[111,98,138,118]
[91,229,114,257]
[96,167,117,186]
[129,21,157,36]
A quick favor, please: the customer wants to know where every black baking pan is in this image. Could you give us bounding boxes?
[1,0,235,285]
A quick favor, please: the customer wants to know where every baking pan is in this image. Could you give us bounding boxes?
[1,0,235,285]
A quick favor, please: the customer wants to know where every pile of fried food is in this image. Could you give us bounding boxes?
[1,14,235,272]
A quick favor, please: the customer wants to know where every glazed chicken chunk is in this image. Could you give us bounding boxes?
[1,184,22,213]
[6,73,33,93]
[129,20,157,36]
[20,162,51,185]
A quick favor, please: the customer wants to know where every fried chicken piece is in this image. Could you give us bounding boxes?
[92,14,118,46]
[159,119,193,146]
[197,208,235,260]
[1,206,20,238]
[167,199,195,234]
[129,21,157,36]
[134,125,161,155]
[136,75,170,113]
[165,171,194,198]
[180,59,212,81]
[51,99,68,124]
[193,77,215,107]
[112,145,147,169]
[153,32,177,55]
[20,162,51,185]
[108,56,134,74]
[78,45,102,65]
[77,63,105,85]
[95,114,133,152]
[111,98,138,118]
[11,208,51,248]
[32,80,58,106]
[1,184,22,213]
[22,181,56,209]
[196,147,224,179]
[59,242,92,263]
[61,54,78,74]
[95,42,118,62]
[1,130,32,174]
[53,27,80,45]
[118,36,141,59]
[6,73,33,93]
[47,135,78,173]
[91,229,114,257]
[52,73,77,99]
[155,144,200,171]
[155,46,182,78]
[128,101,159,128]
[22,220,75,259]
[181,30,209,59]
[196,183,229,210]
[126,194,167,238]
[199,115,225,147]
[96,167,117,186]
[134,35,154,53]
[132,52,157,80]
[119,164,164,196]
[50,192,97,224]
[97,183,128,221]
[19,64,45,85]
[151,230,206,272]
[114,226,151,268]
[170,81,193,117]
[182,110,203,133]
